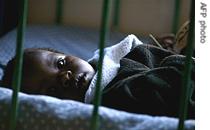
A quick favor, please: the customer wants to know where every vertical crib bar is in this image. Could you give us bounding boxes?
[177,0,194,130]
[90,0,110,130]
[172,0,181,33]
[112,0,121,30]
[55,0,63,25]
[9,0,28,130]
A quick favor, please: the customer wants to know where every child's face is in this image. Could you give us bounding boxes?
[22,49,95,101]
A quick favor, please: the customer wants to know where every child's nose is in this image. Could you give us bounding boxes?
[60,70,74,88]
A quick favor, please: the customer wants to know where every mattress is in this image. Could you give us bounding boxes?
[0,87,195,130]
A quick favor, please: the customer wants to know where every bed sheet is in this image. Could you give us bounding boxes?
[0,87,194,130]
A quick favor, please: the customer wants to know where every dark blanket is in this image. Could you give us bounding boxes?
[101,44,195,119]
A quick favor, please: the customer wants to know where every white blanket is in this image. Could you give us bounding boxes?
[85,34,143,103]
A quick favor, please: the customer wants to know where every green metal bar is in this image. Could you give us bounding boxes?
[177,0,194,130]
[90,0,111,130]
[172,0,181,33]
[112,0,121,30]
[9,0,28,130]
[55,0,63,25]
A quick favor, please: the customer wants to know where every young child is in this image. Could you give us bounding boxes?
[1,35,194,119]
[2,48,96,102]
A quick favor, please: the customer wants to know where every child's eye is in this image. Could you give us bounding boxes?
[57,58,66,69]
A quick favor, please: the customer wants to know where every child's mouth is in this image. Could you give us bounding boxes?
[62,72,89,90]
[76,73,88,89]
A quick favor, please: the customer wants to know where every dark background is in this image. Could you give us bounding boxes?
[0,0,19,37]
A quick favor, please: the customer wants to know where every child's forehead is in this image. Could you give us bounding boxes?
[25,48,64,55]
[24,48,65,62]
[26,47,59,52]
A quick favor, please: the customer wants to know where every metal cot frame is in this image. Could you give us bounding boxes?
[8,0,194,130]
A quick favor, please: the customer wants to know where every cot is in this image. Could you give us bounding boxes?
[0,0,194,130]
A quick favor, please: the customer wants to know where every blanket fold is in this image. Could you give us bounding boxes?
[102,44,195,119]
